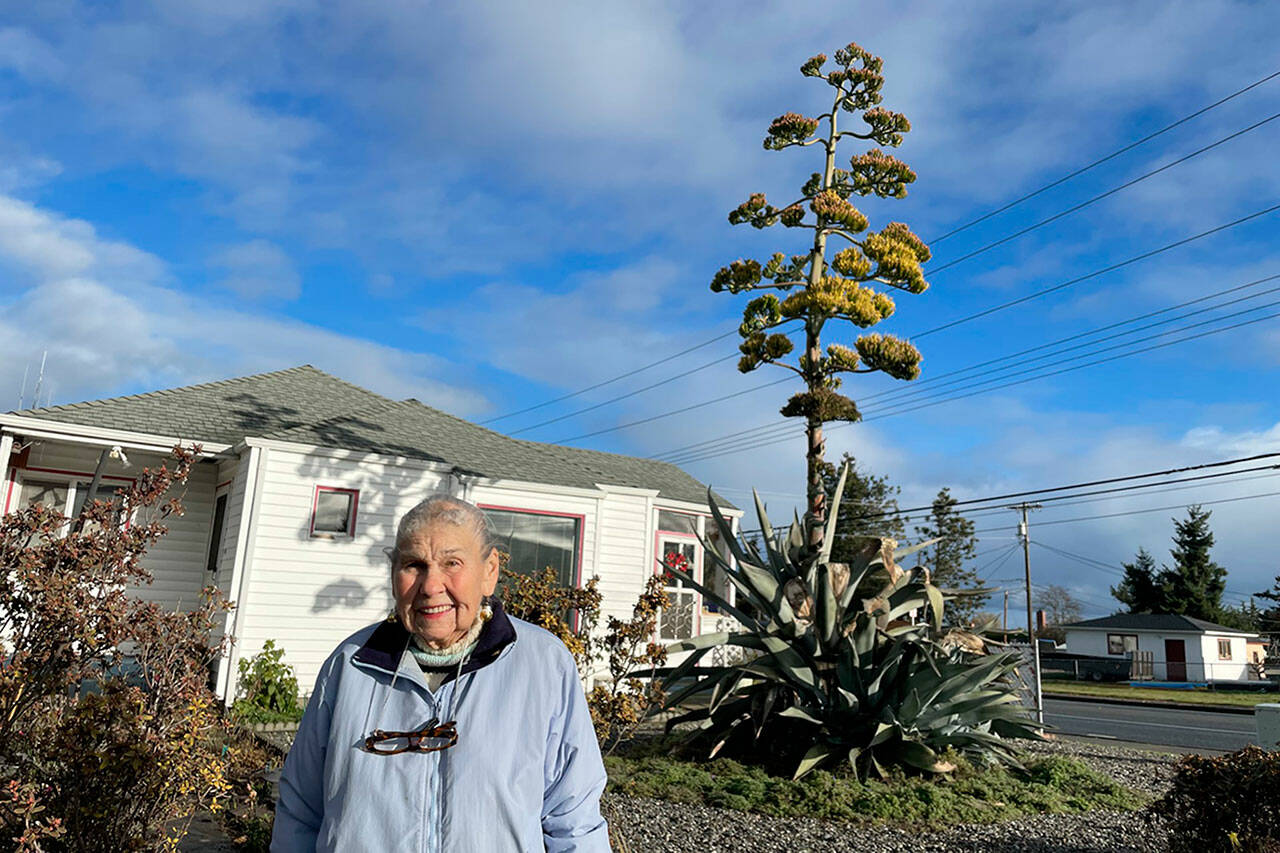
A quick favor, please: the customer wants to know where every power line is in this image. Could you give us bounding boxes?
[479,327,741,424]
[855,273,1280,410]
[656,222,1280,465]
[667,301,1280,465]
[488,72,1280,433]
[551,374,794,443]
[929,68,1280,245]
[972,488,1280,535]
[911,201,1280,340]
[862,292,1280,417]
[925,111,1280,276]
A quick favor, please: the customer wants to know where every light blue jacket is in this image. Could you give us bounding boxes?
[271,603,610,852]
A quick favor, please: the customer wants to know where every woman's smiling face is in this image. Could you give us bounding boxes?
[392,520,499,649]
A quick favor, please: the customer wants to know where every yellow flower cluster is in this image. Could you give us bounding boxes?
[864,228,928,294]
[847,148,916,199]
[826,343,861,372]
[855,332,922,380]
[779,277,893,327]
[810,190,869,232]
[831,246,871,278]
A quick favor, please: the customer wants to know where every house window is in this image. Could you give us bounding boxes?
[482,507,582,589]
[1218,639,1233,660]
[16,476,126,538]
[206,493,228,572]
[657,510,698,536]
[659,538,700,641]
[1107,633,1139,655]
[311,487,359,537]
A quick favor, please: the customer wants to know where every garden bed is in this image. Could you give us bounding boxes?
[602,737,1176,852]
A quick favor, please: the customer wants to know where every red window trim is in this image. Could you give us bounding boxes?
[310,486,360,538]
[477,503,586,591]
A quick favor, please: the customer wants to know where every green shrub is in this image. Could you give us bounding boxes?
[1148,746,1280,852]
[232,640,303,725]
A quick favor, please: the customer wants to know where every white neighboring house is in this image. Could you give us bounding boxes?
[1061,613,1262,683]
[0,366,743,701]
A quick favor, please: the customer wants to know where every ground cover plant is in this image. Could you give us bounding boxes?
[605,741,1145,827]
[0,446,238,852]
[1148,745,1280,852]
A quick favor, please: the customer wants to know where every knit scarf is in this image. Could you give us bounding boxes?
[408,616,485,669]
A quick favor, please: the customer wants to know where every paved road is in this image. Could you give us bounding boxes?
[1042,696,1258,752]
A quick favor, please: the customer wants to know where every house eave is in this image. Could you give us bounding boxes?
[1063,625,1260,639]
[0,415,234,458]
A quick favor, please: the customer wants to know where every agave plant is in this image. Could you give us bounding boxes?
[657,465,1041,779]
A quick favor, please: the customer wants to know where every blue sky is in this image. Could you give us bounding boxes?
[2,1,1279,619]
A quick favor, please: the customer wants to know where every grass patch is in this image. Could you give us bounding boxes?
[605,745,1146,827]
[1043,680,1275,708]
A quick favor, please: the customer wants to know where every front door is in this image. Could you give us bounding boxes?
[1165,639,1187,681]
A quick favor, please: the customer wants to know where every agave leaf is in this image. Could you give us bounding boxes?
[708,489,755,568]
[893,537,941,562]
[793,743,834,780]
[662,563,758,629]
[710,669,748,713]
[778,705,822,724]
[758,635,818,688]
[869,721,898,747]
[818,461,850,565]
[897,739,944,773]
[924,582,945,631]
[816,562,839,649]
[753,489,777,553]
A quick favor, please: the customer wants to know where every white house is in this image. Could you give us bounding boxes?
[0,366,743,700]
[1061,613,1262,683]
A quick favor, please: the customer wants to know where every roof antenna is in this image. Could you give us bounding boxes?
[31,350,47,410]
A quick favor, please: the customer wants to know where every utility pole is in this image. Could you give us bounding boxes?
[1010,502,1043,727]
[1002,590,1009,643]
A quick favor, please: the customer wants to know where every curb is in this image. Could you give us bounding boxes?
[1043,690,1258,716]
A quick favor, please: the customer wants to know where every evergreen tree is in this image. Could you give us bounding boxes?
[1111,547,1161,613]
[914,487,986,624]
[818,452,905,561]
[1158,505,1227,622]
[1256,572,1280,628]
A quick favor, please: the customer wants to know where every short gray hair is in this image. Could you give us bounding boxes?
[389,493,496,565]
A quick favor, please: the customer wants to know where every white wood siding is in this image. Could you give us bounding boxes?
[594,491,653,627]
[233,448,450,695]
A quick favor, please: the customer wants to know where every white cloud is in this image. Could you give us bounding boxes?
[212,239,302,301]
[0,194,484,415]
[1182,423,1280,455]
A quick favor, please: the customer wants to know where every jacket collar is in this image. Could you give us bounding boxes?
[352,599,518,682]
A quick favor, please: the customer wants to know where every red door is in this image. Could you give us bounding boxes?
[1165,639,1187,681]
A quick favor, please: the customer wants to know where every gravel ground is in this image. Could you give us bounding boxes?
[603,737,1179,853]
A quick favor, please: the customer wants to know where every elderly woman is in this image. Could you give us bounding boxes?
[271,495,610,852]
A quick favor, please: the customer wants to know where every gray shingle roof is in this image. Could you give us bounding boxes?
[8,366,730,507]
[1061,613,1255,634]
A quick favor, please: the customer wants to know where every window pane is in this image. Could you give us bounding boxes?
[314,491,353,534]
[1122,635,1138,654]
[207,494,228,572]
[71,482,122,518]
[22,480,68,513]
[1107,634,1123,655]
[484,509,580,588]
[657,510,698,535]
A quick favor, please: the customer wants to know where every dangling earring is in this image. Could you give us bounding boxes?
[386,610,398,623]
[479,597,493,622]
